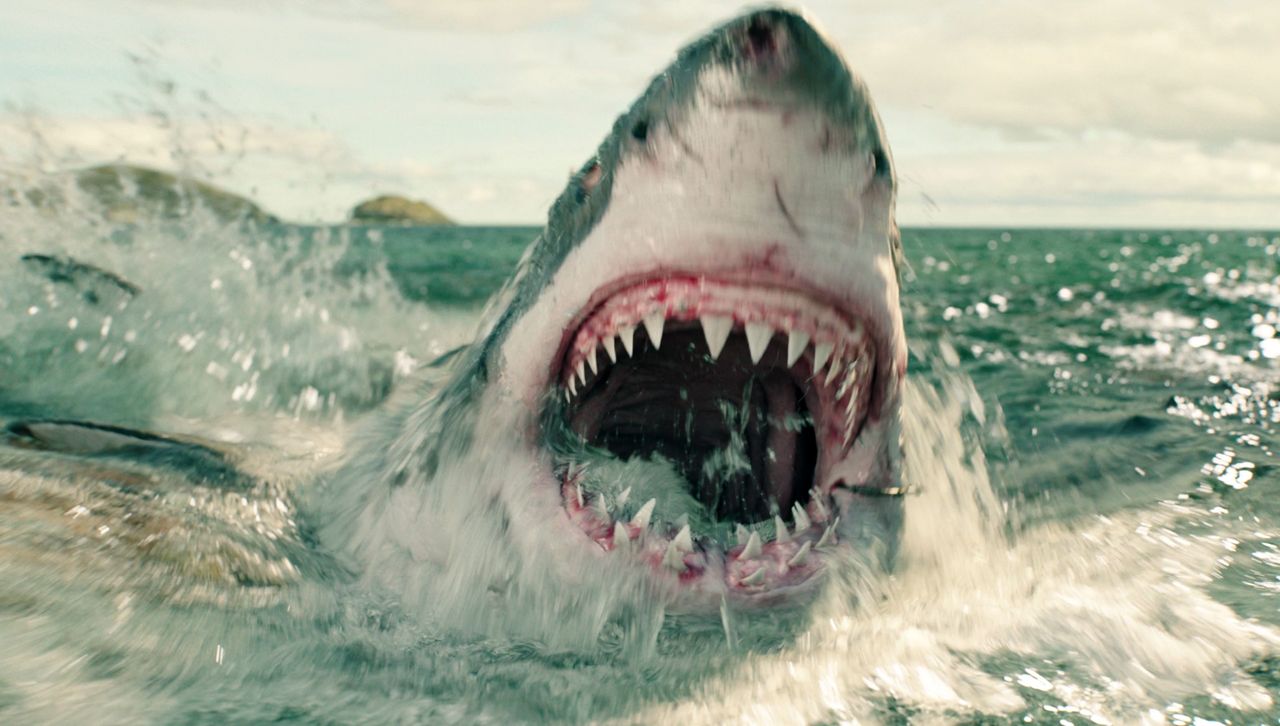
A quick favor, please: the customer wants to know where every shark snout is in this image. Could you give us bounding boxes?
[683,8,888,172]
[740,11,787,65]
[718,9,815,80]
[716,10,840,75]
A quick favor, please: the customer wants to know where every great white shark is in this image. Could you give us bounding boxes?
[326,7,908,613]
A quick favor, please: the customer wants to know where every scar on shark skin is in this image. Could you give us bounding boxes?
[581,162,602,193]
[773,179,804,239]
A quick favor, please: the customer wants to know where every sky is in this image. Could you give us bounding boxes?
[0,0,1277,228]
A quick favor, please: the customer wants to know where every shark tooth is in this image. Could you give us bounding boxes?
[719,595,736,651]
[825,349,844,385]
[617,486,631,507]
[735,524,751,546]
[643,312,665,350]
[586,345,599,374]
[745,322,773,363]
[816,517,840,548]
[837,362,858,399]
[613,521,630,553]
[662,540,687,573]
[740,531,762,559]
[618,326,635,357]
[672,524,693,553]
[602,335,617,363]
[812,341,834,373]
[810,489,829,520]
[786,330,810,367]
[787,541,812,568]
[792,503,811,531]
[568,375,577,396]
[773,515,790,543]
[700,315,732,360]
[631,498,656,529]
[741,567,766,586]
[575,359,586,386]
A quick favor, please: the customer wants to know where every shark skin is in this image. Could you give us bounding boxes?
[326,7,908,614]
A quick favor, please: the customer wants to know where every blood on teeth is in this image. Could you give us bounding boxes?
[555,280,878,592]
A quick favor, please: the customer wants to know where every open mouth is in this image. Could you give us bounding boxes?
[549,276,881,597]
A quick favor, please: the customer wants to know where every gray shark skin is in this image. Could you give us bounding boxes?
[317,7,907,624]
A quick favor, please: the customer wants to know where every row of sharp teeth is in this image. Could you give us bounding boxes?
[563,312,869,446]
[574,480,840,578]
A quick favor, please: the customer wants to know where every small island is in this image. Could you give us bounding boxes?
[349,194,454,226]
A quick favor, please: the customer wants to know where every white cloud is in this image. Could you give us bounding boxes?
[126,0,593,33]
[897,134,1280,227]
[587,0,1280,146]
[0,108,564,224]
[0,111,408,220]
[823,0,1280,146]
[382,0,590,31]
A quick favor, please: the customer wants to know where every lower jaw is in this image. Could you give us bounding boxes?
[559,468,844,606]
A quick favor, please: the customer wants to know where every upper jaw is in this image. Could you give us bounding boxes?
[557,274,883,459]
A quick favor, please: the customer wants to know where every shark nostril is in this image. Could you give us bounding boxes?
[745,16,776,58]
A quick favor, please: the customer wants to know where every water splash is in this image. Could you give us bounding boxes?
[628,359,1277,723]
[0,176,472,428]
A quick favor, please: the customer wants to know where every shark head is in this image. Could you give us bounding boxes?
[407,8,905,611]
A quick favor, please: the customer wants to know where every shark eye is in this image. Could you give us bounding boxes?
[630,119,649,143]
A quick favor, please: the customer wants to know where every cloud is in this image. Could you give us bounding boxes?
[0,111,405,218]
[0,107,564,224]
[821,0,1280,146]
[128,0,593,33]
[101,0,1280,147]
[897,134,1280,227]
[382,0,590,32]
[586,0,1280,147]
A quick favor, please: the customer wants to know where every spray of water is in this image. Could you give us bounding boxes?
[309,335,1277,722]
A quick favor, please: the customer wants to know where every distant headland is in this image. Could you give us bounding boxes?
[2,164,454,227]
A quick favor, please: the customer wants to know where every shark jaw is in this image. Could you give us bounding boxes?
[542,263,903,604]
[483,9,906,609]
[553,273,889,594]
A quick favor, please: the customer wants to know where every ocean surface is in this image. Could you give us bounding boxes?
[1,198,1277,723]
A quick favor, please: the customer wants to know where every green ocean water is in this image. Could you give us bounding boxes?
[0,215,1277,723]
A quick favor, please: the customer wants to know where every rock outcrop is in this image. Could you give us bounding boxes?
[349,195,453,225]
[4,164,274,225]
